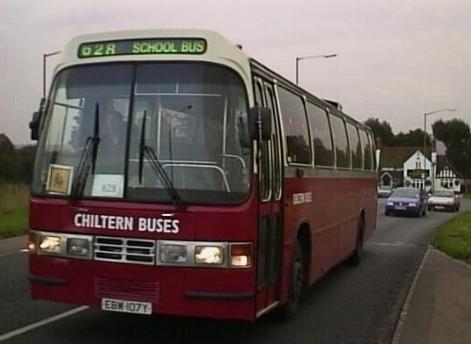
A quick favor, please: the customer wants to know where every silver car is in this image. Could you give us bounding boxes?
[428,190,461,212]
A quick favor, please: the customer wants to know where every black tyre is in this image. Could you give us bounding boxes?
[278,241,305,321]
[347,217,364,266]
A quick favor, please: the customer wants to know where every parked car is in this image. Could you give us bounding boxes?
[385,187,428,217]
[428,190,461,212]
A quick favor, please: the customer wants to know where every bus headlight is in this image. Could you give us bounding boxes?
[67,237,92,259]
[159,244,188,263]
[32,231,93,259]
[38,235,63,255]
[195,246,224,265]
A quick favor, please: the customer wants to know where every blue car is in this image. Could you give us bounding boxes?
[385,187,428,217]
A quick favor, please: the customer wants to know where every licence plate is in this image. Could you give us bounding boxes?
[101,298,152,315]
[395,205,406,210]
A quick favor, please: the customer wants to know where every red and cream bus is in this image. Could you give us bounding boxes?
[28,29,377,322]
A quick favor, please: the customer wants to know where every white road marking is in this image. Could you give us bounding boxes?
[0,306,89,342]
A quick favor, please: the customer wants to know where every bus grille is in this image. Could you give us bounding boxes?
[95,278,159,302]
[94,236,156,265]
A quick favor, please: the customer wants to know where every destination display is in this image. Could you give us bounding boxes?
[78,38,207,58]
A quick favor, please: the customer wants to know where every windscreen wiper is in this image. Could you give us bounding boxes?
[70,103,100,201]
[138,111,185,210]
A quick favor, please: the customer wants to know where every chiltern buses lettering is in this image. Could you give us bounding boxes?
[73,213,180,234]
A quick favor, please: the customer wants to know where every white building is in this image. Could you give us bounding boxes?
[378,146,463,193]
[402,150,433,191]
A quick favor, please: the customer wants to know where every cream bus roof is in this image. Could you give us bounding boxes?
[58,29,252,84]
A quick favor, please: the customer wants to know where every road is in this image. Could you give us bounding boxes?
[0,199,469,344]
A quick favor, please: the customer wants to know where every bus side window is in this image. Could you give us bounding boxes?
[307,102,334,167]
[368,131,376,171]
[330,115,350,169]
[278,87,311,165]
[359,129,372,170]
[346,122,362,169]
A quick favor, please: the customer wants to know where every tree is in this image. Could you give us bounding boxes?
[394,128,431,147]
[0,133,36,184]
[364,118,394,147]
[432,119,471,178]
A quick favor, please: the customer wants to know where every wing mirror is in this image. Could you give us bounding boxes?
[29,98,46,140]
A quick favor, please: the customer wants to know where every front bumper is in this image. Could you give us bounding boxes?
[385,205,421,215]
[29,254,256,321]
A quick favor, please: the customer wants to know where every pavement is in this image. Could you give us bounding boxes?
[396,247,471,344]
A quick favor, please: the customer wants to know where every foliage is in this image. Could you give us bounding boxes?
[0,206,28,239]
[432,119,471,178]
[394,128,431,147]
[364,117,470,178]
[364,118,432,148]
[0,133,36,184]
[433,211,471,264]
[0,183,29,239]
[364,118,394,146]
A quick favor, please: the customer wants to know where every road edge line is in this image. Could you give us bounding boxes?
[0,306,89,342]
[390,247,430,344]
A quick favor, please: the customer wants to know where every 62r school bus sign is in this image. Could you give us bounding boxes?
[28,29,377,322]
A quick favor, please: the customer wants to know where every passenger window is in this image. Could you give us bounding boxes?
[278,87,311,164]
[330,115,350,168]
[359,129,373,170]
[368,131,376,170]
[306,102,334,167]
[346,122,362,169]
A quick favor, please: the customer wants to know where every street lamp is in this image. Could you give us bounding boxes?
[423,108,456,192]
[43,51,61,98]
[295,54,337,85]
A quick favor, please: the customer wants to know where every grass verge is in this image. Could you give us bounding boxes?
[0,183,29,239]
[432,211,471,265]
[0,206,28,239]
[464,194,471,200]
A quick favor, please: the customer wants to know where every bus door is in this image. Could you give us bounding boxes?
[254,78,283,316]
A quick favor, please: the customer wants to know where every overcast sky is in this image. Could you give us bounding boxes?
[1,0,470,144]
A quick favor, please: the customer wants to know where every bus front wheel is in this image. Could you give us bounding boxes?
[279,241,305,321]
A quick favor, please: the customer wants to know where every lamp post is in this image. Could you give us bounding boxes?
[43,51,61,98]
[423,108,456,192]
[295,53,337,85]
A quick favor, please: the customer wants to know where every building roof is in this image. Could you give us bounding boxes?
[379,146,431,168]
